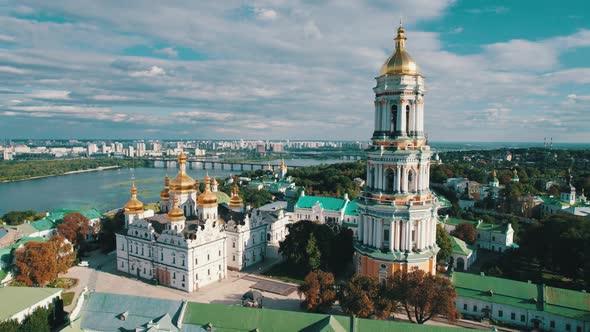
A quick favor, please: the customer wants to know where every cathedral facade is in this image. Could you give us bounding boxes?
[116,152,273,292]
[354,23,440,280]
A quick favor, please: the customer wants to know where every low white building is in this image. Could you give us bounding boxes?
[452,272,590,332]
[440,216,517,253]
[293,192,351,224]
[0,287,62,323]
[450,236,477,271]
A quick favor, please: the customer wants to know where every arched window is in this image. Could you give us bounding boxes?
[391,104,398,135]
[386,168,394,193]
[406,105,410,135]
[370,167,375,189]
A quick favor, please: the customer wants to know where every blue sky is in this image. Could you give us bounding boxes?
[0,0,589,142]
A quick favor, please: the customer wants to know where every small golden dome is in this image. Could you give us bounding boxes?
[212,176,218,186]
[380,24,420,76]
[160,188,170,200]
[167,196,185,222]
[229,185,244,208]
[198,175,217,207]
[194,179,201,192]
[124,184,144,214]
[170,152,195,193]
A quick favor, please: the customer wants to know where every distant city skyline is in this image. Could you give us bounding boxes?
[0,1,589,142]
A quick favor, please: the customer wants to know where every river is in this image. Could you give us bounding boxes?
[0,158,347,215]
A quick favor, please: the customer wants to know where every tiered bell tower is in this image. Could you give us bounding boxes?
[355,22,440,280]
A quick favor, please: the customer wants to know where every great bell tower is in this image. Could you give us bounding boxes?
[355,23,440,280]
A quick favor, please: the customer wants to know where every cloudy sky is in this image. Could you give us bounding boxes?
[0,0,588,142]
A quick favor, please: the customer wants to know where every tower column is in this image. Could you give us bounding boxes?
[402,166,409,193]
[408,101,415,137]
[401,221,407,251]
[396,165,401,193]
[389,221,395,252]
[398,99,407,137]
[375,220,383,248]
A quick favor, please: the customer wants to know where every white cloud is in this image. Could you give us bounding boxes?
[0,34,15,42]
[451,26,463,34]
[467,6,509,14]
[29,90,71,100]
[92,94,132,101]
[303,20,322,40]
[9,105,111,113]
[154,47,178,57]
[255,8,278,21]
[0,66,30,74]
[129,66,166,77]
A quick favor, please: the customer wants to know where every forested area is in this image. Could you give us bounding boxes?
[287,162,365,198]
[0,158,143,182]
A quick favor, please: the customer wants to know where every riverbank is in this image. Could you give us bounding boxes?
[1,165,121,183]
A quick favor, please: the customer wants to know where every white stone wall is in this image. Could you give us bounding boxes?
[456,296,590,332]
[10,289,62,323]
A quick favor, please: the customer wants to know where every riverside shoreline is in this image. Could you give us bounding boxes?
[0,165,121,183]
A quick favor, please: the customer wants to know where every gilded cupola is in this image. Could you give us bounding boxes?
[380,22,420,76]
[170,152,196,193]
[167,195,185,222]
[124,183,144,215]
[198,174,218,207]
[229,184,244,209]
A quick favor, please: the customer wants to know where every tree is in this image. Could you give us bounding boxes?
[1,210,40,226]
[306,234,321,271]
[98,210,125,253]
[450,222,476,245]
[57,212,90,248]
[0,319,19,332]
[339,274,382,318]
[20,306,50,332]
[436,225,453,263]
[387,270,458,324]
[50,234,75,274]
[279,220,354,276]
[298,270,337,313]
[14,241,58,286]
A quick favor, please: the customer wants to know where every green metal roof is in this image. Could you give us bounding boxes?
[79,292,183,331]
[295,196,347,211]
[344,199,359,216]
[216,191,231,204]
[30,218,57,232]
[452,272,590,321]
[451,236,473,256]
[0,287,62,321]
[544,286,590,321]
[183,301,470,331]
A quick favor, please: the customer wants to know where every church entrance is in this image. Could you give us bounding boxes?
[456,257,465,271]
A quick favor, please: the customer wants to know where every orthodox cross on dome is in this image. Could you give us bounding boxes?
[395,17,406,50]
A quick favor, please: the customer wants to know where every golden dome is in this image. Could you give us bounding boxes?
[380,24,420,76]
[212,176,218,186]
[194,179,201,192]
[167,196,185,222]
[124,183,144,214]
[160,188,170,200]
[198,175,218,207]
[229,185,244,208]
[170,152,196,193]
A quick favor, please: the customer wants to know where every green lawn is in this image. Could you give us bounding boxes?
[262,262,305,285]
[49,277,78,290]
[62,292,75,306]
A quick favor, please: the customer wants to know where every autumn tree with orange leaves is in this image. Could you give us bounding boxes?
[387,270,459,324]
[15,235,74,286]
[15,241,58,286]
[298,270,337,313]
[57,212,90,249]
